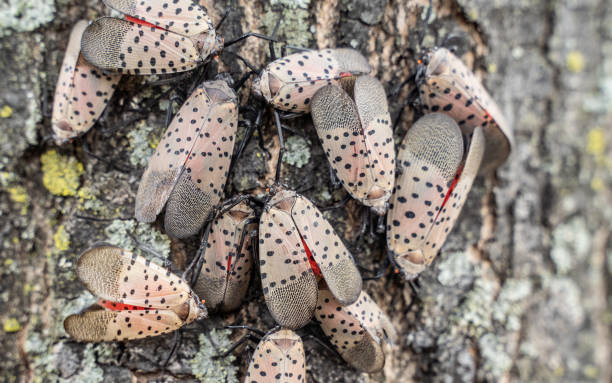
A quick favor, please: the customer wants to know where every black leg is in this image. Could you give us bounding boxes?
[319,194,351,211]
[362,257,390,281]
[329,165,341,189]
[162,330,182,367]
[223,33,280,49]
[273,110,285,184]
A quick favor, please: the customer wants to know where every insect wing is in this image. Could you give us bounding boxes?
[52,20,120,145]
[259,190,318,329]
[316,289,396,373]
[246,329,306,383]
[64,306,184,342]
[81,17,200,75]
[423,126,484,260]
[194,201,255,312]
[76,245,192,309]
[291,195,361,305]
[163,81,238,238]
[386,113,463,277]
[102,0,214,37]
[420,48,512,172]
[257,48,370,112]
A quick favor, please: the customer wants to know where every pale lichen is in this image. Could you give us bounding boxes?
[127,121,161,167]
[104,219,171,260]
[53,225,70,252]
[283,135,311,168]
[262,0,313,49]
[189,329,238,383]
[0,0,55,37]
[41,150,84,197]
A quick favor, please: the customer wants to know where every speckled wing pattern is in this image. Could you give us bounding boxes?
[75,244,192,308]
[194,201,255,312]
[81,17,201,75]
[311,75,394,214]
[259,190,318,329]
[315,288,396,373]
[419,47,512,173]
[245,329,306,383]
[291,195,362,305]
[387,113,465,278]
[52,20,120,145]
[102,0,214,36]
[256,48,371,112]
[135,80,237,239]
[64,244,206,342]
[64,306,184,342]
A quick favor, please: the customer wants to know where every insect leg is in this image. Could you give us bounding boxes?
[273,110,285,184]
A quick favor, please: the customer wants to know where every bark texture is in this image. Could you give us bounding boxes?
[1,0,611,382]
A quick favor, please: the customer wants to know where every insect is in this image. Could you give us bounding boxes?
[192,200,256,312]
[63,244,207,342]
[315,287,397,373]
[311,75,395,215]
[245,328,306,383]
[252,48,371,113]
[135,79,238,239]
[259,187,362,330]
[79,0,222,75]
[418,47,512,173]
[386,113,485,278]
[52,20,120,145]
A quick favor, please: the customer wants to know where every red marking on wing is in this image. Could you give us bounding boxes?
[339,72,352,78]
[98,299,147,311]
[301,237,322,278]
[437,165,463,219]
[125,15,164,30]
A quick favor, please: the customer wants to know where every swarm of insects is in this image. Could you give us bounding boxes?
[56,0,513,380]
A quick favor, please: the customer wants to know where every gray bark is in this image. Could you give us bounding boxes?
[0,0,610,382]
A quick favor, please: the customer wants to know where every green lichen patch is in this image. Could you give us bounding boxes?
[127,121,161,168]
[41,150,84,197]
[104,219,171,260]
[262,0,313,49]
[283,135,311,168]
[0,0,55,37]
[189,329,238,383]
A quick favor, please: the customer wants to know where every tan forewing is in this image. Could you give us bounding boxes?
[259,195,318,330]
[76,245,191,309]
[291,195,361,305]
[353,75,395,213]
[163,84,238,238]
[64,307,184,342]
[386,113,463,276]
[102,0,214,37]
[246,329,306,383]
[135,84,212,223]
[422,126,485,263]
[81,17,200,75]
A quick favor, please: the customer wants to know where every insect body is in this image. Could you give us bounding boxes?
[193,200,256,312]
[259,188,362,329]
[386,113,485,278]
[311,75,395,214]
[418,47,512,173]
[252,48,371,113]
[81,0,222,75]
[315,287,397,373]
[246,328,306,383]
[135,79,238,239]
[52,20,120,145]
[64,244,207,342]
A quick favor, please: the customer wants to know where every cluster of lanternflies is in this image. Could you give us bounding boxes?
[54,0,513,381]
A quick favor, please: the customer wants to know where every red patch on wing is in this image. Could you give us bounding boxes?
[439,165,463,214]
[339,72,352,78]
[125,15,165,30]
[301,238,322,278]
[98,299,147,311]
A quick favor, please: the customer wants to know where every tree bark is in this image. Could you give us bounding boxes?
[0,0,610,382]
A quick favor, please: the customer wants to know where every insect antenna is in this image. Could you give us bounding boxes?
[273,110,285,185]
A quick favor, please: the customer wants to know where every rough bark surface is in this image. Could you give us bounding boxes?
[1,0,610,382]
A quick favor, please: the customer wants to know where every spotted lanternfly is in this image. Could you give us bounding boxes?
[63,244,207,342]
[245,328,306,383]
[252,48,371,113]
[315,287,397,373]
[193,200,256,312]
[418,47,512,173]
[135,80,237,238]
[52,20,120,145]
[259,188,362,330]
[80,0,222,75]
[311,75,395,214]
[386,113,485,278]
